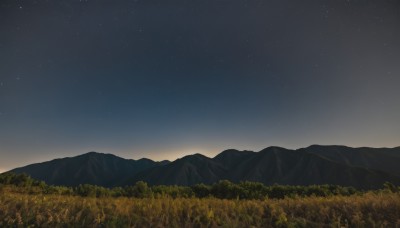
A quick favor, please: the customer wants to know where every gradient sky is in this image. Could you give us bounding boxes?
[1,0,399,172]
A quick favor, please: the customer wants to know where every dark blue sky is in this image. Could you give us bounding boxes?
[1,0,399,171]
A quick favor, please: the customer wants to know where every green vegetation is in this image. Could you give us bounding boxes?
[1,172,400,227]
[0,173,366,199]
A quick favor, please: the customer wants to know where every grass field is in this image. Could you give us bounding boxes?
[1,192,400,227]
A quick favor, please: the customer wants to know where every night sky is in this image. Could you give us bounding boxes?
[1,0,399,172]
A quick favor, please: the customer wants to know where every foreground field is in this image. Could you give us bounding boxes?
[1,192,400,227]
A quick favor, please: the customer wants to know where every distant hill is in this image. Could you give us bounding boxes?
[302,145,400,176]
[130,146,400,189]
[10,152,169,187]
[131,153,228,186]
[9,146,400,189]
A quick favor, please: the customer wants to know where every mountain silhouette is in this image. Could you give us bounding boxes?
[131,153,228,186]
[10,152,169,187]
[9,145,400,189]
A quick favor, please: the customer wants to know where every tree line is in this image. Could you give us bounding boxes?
[1,172,398,199]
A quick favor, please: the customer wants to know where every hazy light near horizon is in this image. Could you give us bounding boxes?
[2,142,400,172]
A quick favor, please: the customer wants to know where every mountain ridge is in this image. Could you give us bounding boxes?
[9,145,400,189]
[10,152,170,187]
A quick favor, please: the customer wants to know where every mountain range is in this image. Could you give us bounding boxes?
[9,145,400,189]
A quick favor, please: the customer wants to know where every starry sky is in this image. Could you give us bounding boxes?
[1,0,400,172]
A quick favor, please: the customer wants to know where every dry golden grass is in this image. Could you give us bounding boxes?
[0,192,400,227]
